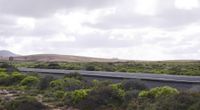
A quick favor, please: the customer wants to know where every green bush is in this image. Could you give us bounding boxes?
[142,92,200,110]
[38,75,54,90]
[50,77,82,91]
[85,65,96,71]
[65,89,90,105]
[0,68,6,72]
[64,72,83,80]
[139,86,179,98]
[0,72,10,85]
[20,76,39,87]
[50,79,64,90]
[47,63,60,69]
[53,90,65,99]
[76,86,124,110]
[124,90,140,102]
[10,72,26,85]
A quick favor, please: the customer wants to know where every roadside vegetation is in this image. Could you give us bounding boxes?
[0,64,200,110]
[11,61,200,76]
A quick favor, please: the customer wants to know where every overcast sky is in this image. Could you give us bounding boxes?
[0,0,200,60]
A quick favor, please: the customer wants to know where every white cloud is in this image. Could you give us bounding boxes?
[0,0,200,60]
[16,17,36,29]
[134,0,158,15]
[175,0,199,10]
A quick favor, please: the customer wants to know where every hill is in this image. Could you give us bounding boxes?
[11,54,126,62]
[0,50,18,57]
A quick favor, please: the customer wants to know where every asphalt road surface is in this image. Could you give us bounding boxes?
[18,67,200,91]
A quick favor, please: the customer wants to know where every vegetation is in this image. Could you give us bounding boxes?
[4,96,46,110]
[8,61,200,76]
[0,63,200,110]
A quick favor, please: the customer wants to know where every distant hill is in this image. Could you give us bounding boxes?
[11,54,127,62]
[0,50,18,57]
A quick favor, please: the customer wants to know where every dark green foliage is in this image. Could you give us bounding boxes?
[50,77,82,91]
[64,89,90,105]
[4,96,46,110]
[0,71,10,85]
[20,76,40,87]
[76,86,124,110]
[124,90,140,102]
[64,72,83,80]
[10,72,26,85]
[0,71,25,86]
[138,93,200,110]
[38,75,54,90]
[85,64,96,71]
[47,62,60,69]
[0,63,18,73]
[53,90,65,99]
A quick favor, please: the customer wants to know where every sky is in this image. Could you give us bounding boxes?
[0,0,200,60]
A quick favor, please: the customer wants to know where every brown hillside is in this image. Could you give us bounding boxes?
[9,54,126,62]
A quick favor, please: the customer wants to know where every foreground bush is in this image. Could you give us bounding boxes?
[65,89,90,105]
[38,75,54,90]
[0,72,10,85]
[137,92,200,110]
[4,96,46,110]
[75,86,124,110]
[10,72,26,85]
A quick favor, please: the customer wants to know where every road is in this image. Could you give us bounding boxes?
[18,67,200,90]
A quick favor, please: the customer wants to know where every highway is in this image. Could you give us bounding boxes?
[18,67,200,90]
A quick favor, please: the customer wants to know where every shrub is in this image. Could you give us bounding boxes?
[4,96,46,110]
[64,72,83,80]
[146,92,200,110]
[0,63,18,73]
[65,89,90,105]
[10,72,26,85]
[85,65,96,71]
[63,78,82,91]
[92,80,113,88]
[50,78,82,91]
[0,68,6,72]
[110,83,125,97]
[20,76,40,87]
[76,86,124,110]
[53,90,65,99]
[48,63,60,69]
[38,75,54,90]
[124,90,140,102]
[189,101,200,110]
[50,79,64,90]
[139,86,179,98]
[0,72,10,85]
